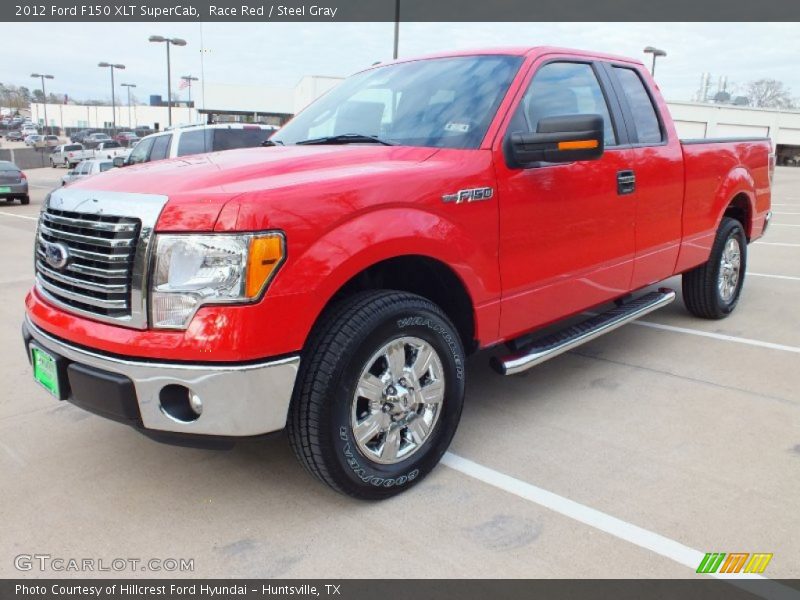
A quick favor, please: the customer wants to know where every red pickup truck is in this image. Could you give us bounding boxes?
[23,47,773,499]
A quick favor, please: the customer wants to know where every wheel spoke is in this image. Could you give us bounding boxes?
[354,413,384,445]
[380,427,402,461]
[357,373,384,403]
[411,344,435,380]
[419,378,445,405]
[405,415,430,445]
[384,340,407,380]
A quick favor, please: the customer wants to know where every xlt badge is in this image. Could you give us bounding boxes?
[442,187,494,204]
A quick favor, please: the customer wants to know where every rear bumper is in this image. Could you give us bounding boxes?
[0,182,28,196]
[22,316,300,444]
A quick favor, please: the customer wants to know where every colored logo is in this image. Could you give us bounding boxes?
[697,552,773,574]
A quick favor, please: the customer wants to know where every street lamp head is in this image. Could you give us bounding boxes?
[98,62,110,67]
[121,83,137,88]
[643,46,667,57]
[113,64,126,70]
[149,35,166,42]
[30,73,41,78]
[170,38,187,46]
[44,74,54,79]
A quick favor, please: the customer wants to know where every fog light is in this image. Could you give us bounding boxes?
[189,392,203,416]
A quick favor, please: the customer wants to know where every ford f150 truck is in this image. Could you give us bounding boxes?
[23,47,773,499]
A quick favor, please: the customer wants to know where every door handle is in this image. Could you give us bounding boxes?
[617,170,636,195]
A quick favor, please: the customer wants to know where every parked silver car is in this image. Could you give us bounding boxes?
[0,161,29,204]
[61,159,115,186]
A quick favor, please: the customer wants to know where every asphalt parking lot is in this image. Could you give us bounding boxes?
[0,167,798,580]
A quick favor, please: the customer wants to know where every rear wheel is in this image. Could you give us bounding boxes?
[682,217,747,319]
[288,290,465,500]
[20,195,30,205]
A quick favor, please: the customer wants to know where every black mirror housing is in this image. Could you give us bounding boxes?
[112,156,126,168]
[506,114,605,168]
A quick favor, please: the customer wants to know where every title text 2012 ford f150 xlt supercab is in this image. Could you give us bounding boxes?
[23,47,773,499]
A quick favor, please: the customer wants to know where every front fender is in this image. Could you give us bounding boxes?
[268,207,501,345]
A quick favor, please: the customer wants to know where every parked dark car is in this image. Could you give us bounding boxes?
[0,161,29,204]
[70,129,95,144]
[5,130,24,142]
[83,133,113,149]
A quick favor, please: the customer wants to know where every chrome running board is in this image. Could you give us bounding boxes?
[491,288,676,376]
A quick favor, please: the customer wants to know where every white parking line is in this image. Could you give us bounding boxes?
[755,242,800,247]
[771,223,800,227]
[749,272,800,282]
[443,454,800,598]
[0,212,37,221]
[633,320,800,354]
[772,211,800,215]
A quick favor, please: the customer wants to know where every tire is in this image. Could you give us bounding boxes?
[682,217,747,319]
[20,195,30,205]
[288,290,466,500]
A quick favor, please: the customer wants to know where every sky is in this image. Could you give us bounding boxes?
[2,22,796,106]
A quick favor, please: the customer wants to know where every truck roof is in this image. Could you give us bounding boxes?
[373,46,644,68]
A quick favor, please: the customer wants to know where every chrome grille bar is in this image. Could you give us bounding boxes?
[34,188,168,328]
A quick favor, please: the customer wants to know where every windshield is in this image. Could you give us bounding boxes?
[272,55,523,149]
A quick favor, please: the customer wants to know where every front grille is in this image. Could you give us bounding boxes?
[36,208,141,319]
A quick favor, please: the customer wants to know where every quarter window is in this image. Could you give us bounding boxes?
[613,67,663,144]
[512,62,617,146]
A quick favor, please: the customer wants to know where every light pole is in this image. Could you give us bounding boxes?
[643,46,667,77]
[121,83,136,129]
[149,35,187,127]
[30,73,54,134]
[98,62,125,134]
[393,0,400,59]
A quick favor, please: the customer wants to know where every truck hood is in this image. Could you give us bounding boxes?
[72,145,440,230]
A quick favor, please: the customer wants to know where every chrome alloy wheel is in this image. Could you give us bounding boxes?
[350,336,446,465]
[718,237,742,303]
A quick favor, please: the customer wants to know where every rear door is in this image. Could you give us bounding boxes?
[602,64,684,288]
[494,57,637,339]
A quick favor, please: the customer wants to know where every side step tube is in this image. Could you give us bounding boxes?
[492,288,676,376]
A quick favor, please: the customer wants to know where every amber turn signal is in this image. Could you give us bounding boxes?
[557,139,599,150]
[245,234,285,298]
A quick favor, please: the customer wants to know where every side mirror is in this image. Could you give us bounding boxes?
[506,114,604,168]
[112,156,126,168]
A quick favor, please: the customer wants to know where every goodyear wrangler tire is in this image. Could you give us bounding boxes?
[287,290,466,500]
[682,217,747,319]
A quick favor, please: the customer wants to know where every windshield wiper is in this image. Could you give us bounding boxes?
[295,133,395,146]
[261,139,284,146]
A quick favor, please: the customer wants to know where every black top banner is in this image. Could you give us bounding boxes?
[4,0,800,22]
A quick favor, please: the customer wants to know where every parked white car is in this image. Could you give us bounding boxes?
[61,159,116,186]
[117,123,278,167]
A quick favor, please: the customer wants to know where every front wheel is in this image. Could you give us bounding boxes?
[682,217,747,319]
[287,291,466,500]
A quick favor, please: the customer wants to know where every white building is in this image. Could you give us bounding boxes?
[27,81,800,164]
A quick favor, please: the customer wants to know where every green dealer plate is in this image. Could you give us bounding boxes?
[31,345,60,398]
[0,186,11,193]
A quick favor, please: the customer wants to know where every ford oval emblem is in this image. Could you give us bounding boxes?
[45,242,69,270]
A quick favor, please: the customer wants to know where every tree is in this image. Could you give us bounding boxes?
[745,79,795,109]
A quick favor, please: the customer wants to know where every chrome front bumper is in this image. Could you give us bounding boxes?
[24,317,300,438]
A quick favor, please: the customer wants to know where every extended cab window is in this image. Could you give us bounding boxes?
[511,62,617,146]
[613,67,663,144]
[272,55,523,149]
[149,134,172,161]
[177,130,211,156]
[213,128,272,151]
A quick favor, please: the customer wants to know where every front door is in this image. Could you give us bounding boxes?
[494,59,637,340]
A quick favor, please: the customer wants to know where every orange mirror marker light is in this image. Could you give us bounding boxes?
[558,139,599,150]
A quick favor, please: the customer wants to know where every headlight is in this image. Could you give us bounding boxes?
[150,232,285,329]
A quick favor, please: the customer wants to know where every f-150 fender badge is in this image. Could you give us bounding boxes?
[442,187,494,204]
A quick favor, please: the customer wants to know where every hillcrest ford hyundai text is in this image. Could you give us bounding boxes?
[23,47,772,499]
